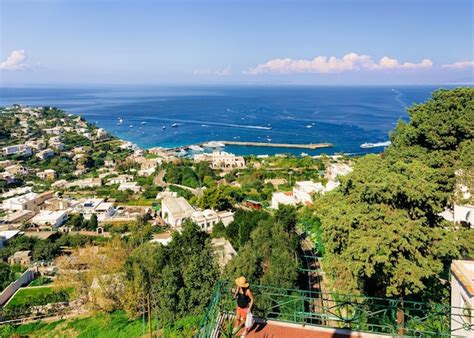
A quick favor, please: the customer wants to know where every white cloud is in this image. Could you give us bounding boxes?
[0,50,30,71]
[441,61,474,69]
[194,67,231,76]
[245,53,433,75]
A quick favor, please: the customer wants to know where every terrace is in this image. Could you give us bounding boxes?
[197,281,474,337]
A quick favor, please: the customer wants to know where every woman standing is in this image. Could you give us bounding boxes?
[233,276,255,336]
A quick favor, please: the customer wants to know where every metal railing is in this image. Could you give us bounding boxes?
[196,281,474,337]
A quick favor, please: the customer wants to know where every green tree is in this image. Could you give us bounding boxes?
[88,214,98,230]
[316,88,474,301]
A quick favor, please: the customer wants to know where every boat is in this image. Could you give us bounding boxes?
[360,141,391,149]
[188,145,204,152]
[267,138,272,142]
[129,124,133,128]
[172,123,179,128]
[177,149,187,156]
[118,117,123,123]
[141,121,147,125]
[306,125,313,128]
[203,141,225,148]
[162,125,166,130]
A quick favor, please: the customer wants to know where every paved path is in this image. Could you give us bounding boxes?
[238,322,371,338]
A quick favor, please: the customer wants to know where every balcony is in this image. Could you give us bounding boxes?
[196,281,474,337]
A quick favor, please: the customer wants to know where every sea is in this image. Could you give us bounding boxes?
[0,85,454,156]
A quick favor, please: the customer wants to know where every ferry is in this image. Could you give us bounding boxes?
[360,141,391,149]
[188,145,204,152]
[203,141,225,148]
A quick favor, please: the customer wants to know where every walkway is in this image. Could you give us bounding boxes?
[236,320,382,338]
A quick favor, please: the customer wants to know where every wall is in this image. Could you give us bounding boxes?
[0,268,36,306]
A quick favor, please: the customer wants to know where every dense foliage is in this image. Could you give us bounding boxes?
[225,205,300,289]
[316,88,474,301]
[124,222,219,325]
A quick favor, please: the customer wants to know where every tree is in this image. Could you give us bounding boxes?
[316,88,474,302]
[195,185,235,211]
[124,222,219,325]
[88,214,98,231]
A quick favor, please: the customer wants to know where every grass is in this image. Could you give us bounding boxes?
[28,276,53,287]
[6,286,75,308]
[0,311,202,338]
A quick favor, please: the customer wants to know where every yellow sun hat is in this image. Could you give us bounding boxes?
[235,276,249,288]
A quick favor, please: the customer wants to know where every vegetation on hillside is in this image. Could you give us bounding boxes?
[315,88,474,302]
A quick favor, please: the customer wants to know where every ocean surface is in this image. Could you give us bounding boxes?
[0,85,453,156]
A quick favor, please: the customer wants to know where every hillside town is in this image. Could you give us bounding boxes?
[0,91,473,338]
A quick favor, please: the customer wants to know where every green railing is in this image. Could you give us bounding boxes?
[196,281,474,337]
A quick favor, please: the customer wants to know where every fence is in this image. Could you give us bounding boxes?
[196,281,474,338]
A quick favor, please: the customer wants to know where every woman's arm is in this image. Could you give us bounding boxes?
[233,286,239,299]
[246,289,254,312]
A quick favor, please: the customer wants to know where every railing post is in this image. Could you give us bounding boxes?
[396,298,405,335]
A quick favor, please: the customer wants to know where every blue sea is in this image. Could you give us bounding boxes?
[0,85,453,156]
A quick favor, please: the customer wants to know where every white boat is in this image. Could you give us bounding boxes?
[203,141,225,148]
[188,145,204,152]
[360,141,391,149]
[172,123,179,128]
[129,124,133,128]
[306,125,313,128]
[141,121,147,124]
[118,117,123,123]
[162,125,166,130]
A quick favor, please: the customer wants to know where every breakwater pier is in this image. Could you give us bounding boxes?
[203,141,333,150]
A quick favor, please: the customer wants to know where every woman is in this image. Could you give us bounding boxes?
[233,276,255,336]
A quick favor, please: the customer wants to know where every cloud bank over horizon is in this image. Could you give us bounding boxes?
[441,61,474,70]
[245,53,434,75]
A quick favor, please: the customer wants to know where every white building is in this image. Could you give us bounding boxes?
[454,205,474,228]
[0,230,21,248]
[440,205,474,228]
[107,175,134,185]
[66,178,102,189]
[93,202,116,221]
[36,169,56,180]
[325,163,353,181]
[450,260,474,337]
[195,151,246,170]
[271,180,325,209]
[36,148,55,160]
[161,196,195,228]
[191,209,234,232]
[95,128,108,140]
[118,182,142,193]
[271,191,296,209]
[75,198,115,221]
[293,181,325,204]
[2,192,40,211]
[31,210,68,228]
[49,136,64,150]
[2,144,32,156]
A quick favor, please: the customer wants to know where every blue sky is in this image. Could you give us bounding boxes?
[0,0,473,85]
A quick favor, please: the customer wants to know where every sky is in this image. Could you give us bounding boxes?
[0,0,473,85]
